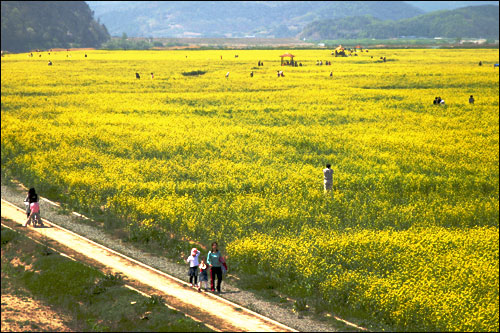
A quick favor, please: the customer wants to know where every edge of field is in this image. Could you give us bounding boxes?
[0,174,378,332]
[0,220,214,332]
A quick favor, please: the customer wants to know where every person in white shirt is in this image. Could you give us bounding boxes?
[186,248,200,287]
[323,164,333,192]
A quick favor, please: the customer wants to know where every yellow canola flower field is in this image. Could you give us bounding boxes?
[1,48,499,331]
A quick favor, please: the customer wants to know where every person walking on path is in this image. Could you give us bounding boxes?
[23,188,41,227]
[207,242,225,293]
[186,248,200,288]
[323,164,333,192]
[198,257,209,292]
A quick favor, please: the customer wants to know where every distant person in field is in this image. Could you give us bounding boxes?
[136,72,140,79]
[469,95,475,104]
[225,72,230,78]
[207,242,227,293]
[439,98,445,105]
[48,60,52,66]
[330,71,333,77]
[323,164,333,192]
[151,72,154,79]
[478,61,482,66]
[433,97,439,105]
[186,248,200,288]
[250,71,253,77]
[198,257,209,292]
[277,70,280,77]
[23,188,40,227]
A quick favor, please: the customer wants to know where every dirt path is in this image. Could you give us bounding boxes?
[1,199,296,332]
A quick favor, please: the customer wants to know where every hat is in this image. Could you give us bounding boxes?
[191,248,198,256]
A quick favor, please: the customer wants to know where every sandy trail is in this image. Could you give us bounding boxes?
[1,199,296,332]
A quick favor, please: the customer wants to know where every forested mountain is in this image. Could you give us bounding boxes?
[1,1,110,53]
[300,5,499,40]
[85,1,424,38]
[405,1,499,12]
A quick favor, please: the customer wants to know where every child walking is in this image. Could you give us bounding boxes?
[198,257,209,292]
[186,248,200,287]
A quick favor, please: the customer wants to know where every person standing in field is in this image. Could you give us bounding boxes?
[186,248,200,288]
[207,242,225,293]
[323,164,333,192]
[469,95,475,104]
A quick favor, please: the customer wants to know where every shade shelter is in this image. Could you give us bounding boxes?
[280,53,295,66]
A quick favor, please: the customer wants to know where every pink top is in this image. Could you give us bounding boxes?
[30,202,40,213]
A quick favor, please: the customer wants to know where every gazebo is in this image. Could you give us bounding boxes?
[280,53,295,66]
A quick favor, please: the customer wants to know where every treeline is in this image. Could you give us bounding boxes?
[300,5,499,40]
[101,35,189,50]
[1,1,110,53]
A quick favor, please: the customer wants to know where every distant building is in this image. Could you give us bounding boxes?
[460,39,487,45]
[317,43,325,47]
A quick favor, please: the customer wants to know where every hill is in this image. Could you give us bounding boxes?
[300,5,499,40]
[85,1,423,38]
[1,1,110,53]
[405,1,499,12]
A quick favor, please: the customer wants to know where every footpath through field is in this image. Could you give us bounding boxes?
[1,199,297,332]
